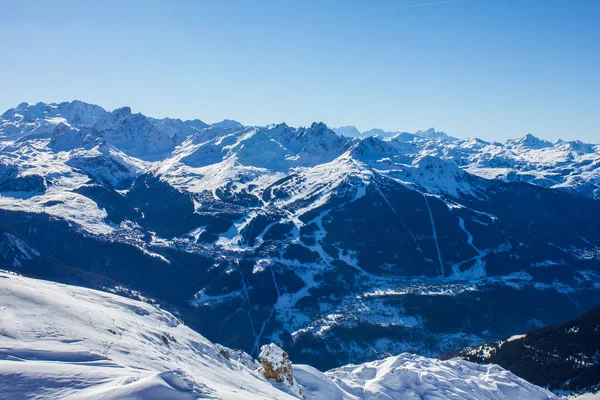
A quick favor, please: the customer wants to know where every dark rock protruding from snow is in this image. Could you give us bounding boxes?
[259,344,303,398]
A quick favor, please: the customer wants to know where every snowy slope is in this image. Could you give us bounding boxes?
[0,271,559,400]
[297,355,558,400]
[0,270,294,400]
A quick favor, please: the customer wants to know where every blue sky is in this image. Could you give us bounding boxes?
[1,0,598,142]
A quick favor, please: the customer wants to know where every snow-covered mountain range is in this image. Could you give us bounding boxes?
[1,101,599,371]
[0,270,560,399]
[332,125,600,199]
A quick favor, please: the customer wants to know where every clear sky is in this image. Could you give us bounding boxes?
[1,0,598,142]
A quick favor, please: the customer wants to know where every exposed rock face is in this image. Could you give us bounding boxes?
[260,344,294,384]
[259,344,303,398]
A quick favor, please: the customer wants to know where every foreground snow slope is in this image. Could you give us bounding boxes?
[0,271,295,400]
[0,271,558,399]
[297,356,559,400]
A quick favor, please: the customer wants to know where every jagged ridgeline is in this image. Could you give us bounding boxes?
[1,101,599,369]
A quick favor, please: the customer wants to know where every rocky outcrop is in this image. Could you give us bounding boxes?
[259,344,303,398]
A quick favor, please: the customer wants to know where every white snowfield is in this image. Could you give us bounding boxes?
[0,271,558,400]
[0,271,295,400]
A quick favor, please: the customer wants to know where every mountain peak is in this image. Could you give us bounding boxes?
[362,128,398,138]
[16,102,33,109]
[350,135,398,159]
[310,121,328,130]
[112,106,132,117]
[212,119,244,130]
[420,127,437,134]
[2,100,107,125]
[300,122,338,139]
[522,133,539,141]
[512,133,553,149]
[415,127,457,141]
[182,119,209,131]
[558,139,597,154]
[266,122,290,131]
[333,125,362,138]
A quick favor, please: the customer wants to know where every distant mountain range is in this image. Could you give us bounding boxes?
[332,124,600,200]
[1,100,599,370]
[333,125,458,141]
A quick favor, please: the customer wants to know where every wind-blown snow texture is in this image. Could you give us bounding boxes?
[1,101,599,370]
[0,271,558,399]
